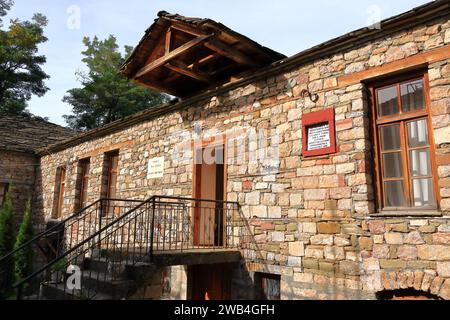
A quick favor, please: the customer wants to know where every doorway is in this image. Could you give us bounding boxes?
[193,143,225,247]
[190,263,232,300]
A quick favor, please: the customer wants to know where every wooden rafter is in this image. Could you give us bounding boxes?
[165,60,211,82]
[134,34,213,79]
[204,38,257,67]
[165,28,172,54]
[188,53,221,70]
[135,79,179,97]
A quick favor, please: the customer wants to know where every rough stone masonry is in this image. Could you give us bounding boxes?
[12,1,450,300]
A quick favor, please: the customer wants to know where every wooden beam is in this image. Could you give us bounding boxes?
[165,60,211,82]
[135,79,179,97]
[78,140,134,159]
[165,28,172,54]
[135,34,212,79]
[204,38,258,67]
[188,53,221,69]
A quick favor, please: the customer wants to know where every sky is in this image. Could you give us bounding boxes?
[6,0,431,126]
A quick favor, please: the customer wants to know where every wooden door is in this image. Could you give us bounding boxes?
[190,264,231,300]
[193,145,225,246]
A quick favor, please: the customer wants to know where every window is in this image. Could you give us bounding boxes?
[0,183,9,206]
[106,151,119,200]
[101,151,119,216]
[52,167,66,218]
[256,273,280,300]
[77,158,90,209]
[371,73,438,211]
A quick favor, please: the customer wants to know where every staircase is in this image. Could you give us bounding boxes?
[0,196,243,300]
[40,250,156,300]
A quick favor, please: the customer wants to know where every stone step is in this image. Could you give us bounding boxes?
[41,268,134,300]
[79,270,135,299]
[83,257,127,276]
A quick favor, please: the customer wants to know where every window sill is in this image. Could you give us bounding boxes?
[370,210,442,217]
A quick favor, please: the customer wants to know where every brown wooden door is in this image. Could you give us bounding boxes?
[190,264,231,300]
[193,145,225,246]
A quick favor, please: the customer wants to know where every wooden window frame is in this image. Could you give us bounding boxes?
[103,151,120,217]
[105,151,119,200]
[369,70,440,214]
[78,158,91,209]
[302,108,337,157]
[53,166,66,218]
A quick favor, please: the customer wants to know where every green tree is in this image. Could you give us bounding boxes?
[0,190,15,298]
[0,0,49,116]
[0,0,13,25]
[63,35,169,131]
[14,199,33,285]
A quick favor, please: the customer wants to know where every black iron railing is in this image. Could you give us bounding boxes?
[8,196,243,300]
[0,198,143,299]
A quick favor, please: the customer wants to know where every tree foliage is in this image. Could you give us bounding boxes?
[0,190,14,260]
[0,0,49,116]
[0,190,15,298]
[63,35,169,131]
[14,199,33,284]
[0,0,13,25]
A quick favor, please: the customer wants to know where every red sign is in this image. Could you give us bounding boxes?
[302,108,336,157]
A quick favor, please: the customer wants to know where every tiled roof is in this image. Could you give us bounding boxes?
[0,116,76,154]
[120,11,286,98]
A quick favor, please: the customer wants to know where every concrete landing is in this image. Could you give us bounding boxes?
[99,247,241,267]
[151,248,241,266]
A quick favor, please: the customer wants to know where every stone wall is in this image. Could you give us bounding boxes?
[37,14,450,299]
[0,151,38,226]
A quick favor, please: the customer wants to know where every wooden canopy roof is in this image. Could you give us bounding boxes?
[120,11,285,98]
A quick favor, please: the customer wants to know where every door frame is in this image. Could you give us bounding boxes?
[192,136,228,245]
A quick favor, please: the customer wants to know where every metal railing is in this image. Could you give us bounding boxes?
[0,198,143,299]
[9,196,242,300]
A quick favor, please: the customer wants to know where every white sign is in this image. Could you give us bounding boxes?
[307,123,331,151]
[147,157,165,179]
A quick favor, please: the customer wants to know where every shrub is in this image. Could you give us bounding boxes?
[14,199,33,284]
[0,191,15,298]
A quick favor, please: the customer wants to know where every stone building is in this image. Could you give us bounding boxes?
[0,116,75,226]
[2,0,450,300]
